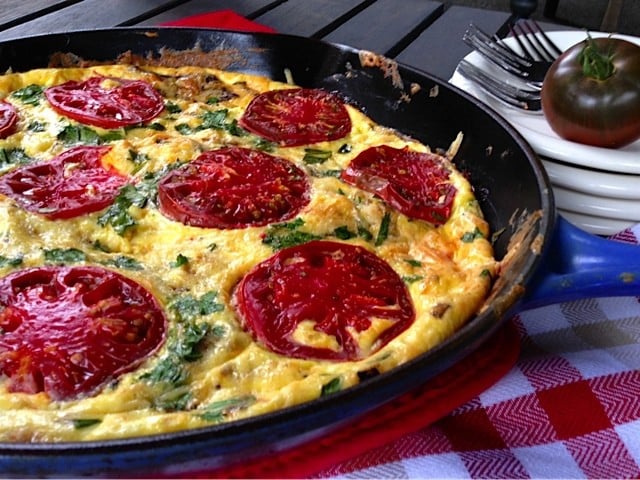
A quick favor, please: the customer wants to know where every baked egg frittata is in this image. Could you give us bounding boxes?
[0,64,497,442]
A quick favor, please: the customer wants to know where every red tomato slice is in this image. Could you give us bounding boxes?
[45,77,164,129]
[0,266,167,400]
[234,240,415,361]
[0,101,18,139]
[158,146,310,229]
[0,145,128,219]
[341,145,457,225]
[238,88,352,146]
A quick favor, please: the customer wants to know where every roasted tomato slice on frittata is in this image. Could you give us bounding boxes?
[0,101,17,139]
[341,145,457,225]
[158,146,310,229]
[0,266,167,400]
[239,88,352,147]
[45,76,165,129]
[234,240,415,361]
[0,145,128,219]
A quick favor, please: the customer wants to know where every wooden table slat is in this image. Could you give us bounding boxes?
[321,0,444,56]
[137,0,283,26]
[0,0,188,40]
[395,5,509,80]
[253,0,369,38]
[0,0,77,30]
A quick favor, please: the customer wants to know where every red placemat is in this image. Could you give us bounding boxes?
[160,9,276,33]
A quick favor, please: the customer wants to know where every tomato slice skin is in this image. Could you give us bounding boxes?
[158,146,310,229]
[234,240,415,361]
[0,101,17,139]
[0,266,167,400]
[45,77,165,129]
[238,88,352,146]
[341,145,456,225]
[0,145,128,219]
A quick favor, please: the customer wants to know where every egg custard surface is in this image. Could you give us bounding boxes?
[0,64,497,442]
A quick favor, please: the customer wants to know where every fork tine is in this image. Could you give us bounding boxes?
[511,20,561,62]
[530,20,563,57]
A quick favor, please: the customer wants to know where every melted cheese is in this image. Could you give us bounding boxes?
[0,64,497,442]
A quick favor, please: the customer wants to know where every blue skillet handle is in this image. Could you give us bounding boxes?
[520,216,640,311]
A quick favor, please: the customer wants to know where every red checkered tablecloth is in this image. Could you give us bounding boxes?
[315,224,640,479]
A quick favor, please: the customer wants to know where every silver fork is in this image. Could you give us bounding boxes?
[463,20,563,87]
[456,59,542,112]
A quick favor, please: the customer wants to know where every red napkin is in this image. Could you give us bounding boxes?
[179,320,520,479]
[154,11,521,478]
[160,9,276,33]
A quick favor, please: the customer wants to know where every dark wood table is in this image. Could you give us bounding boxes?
[0,0,522,81]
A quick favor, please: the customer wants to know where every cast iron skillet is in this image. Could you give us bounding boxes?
[0,28,638,477]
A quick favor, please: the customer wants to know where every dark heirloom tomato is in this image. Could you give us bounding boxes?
[45,76,165,129]
[0,101,17,138]
[0,145,128,219]
[158,146,310,229]
[238,88,352,146]
[234,240,415,361]
[0,266,166,400]
[541,37,640,148]
[341,145,456,225]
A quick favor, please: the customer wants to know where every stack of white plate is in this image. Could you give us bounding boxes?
[450,30,640,236]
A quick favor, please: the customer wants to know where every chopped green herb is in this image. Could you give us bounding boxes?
[72,418,102,429]
[357,225,374,242]
[199,109,228,129]
[199,395,256,422]
[147,122,166,131]
[98,165,179,235]
[100,130,126,142]
[338,143,352,154]
[333,225,356,240]
[57,125,102,146]
[165,102,182,114]
[0,255,23,268]
[92,240,111,253]
[253,138,277,152]
[129,149,149,166]
[321,377,341,396]
[404,259,422,267]
[104,255,144,271]
[374,212,391,246]
[302,148,332,165]
[170,253,189,268]
[402,275,423,284]
[207,243,218,251]
[43,248,86,264]
[480,269,492,278]
[27,121,46,132]
[461,227,485,243]
[153,386,192,411]
[262,218,322,250]
[206,97,220,105]
[174,123,194,135]
[0,148,33,170]
[169,291,225,322]
[11,84,43,105]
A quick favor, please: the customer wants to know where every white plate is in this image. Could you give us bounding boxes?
[541,158,640,200]
[553,185,640,221]
[450,31,640,174]
[559,209,636,236]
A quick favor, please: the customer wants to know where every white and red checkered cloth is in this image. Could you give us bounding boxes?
[313,224,640,479]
